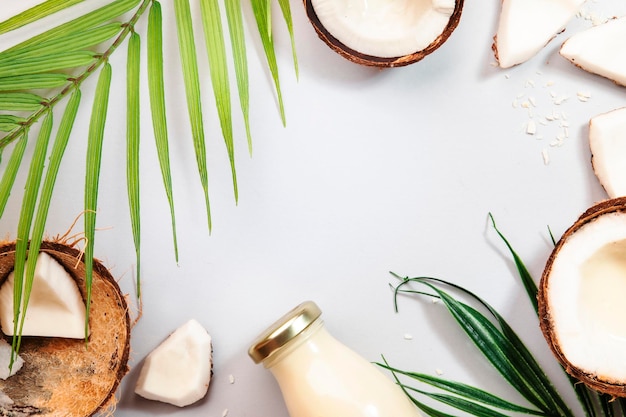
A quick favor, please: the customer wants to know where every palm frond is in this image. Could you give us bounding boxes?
[0,133,28,216]
[173,0,213,230]
[200,0,238,202]
[251,0,286,125]
[84,62,113,340]
[147,0,179,262]
[11,112,53,365]
[0,0,296,356]
[127,32,141,295]
[223,0,252,154]
[0,0,86,35]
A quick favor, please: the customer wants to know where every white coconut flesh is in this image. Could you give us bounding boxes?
[0,251,87,339]
[494,0,584,68]
[560,17,626,87]
[589,107,626,199]
[135,319,213,407]
[546,213,626,383]
[309,0,455,58]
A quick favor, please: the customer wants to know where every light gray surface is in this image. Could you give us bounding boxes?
[1,1,625,415]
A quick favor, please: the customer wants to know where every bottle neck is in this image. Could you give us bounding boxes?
[262,318,324,369]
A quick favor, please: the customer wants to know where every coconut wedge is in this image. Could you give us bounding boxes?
[493,0,584,68]
[135,319,213,407]
[0,241,131,416]
[0,252,87,339]
[560,17,626,86]
[539,198,626,396]
[589,107,626,198]
[304,0,464,67]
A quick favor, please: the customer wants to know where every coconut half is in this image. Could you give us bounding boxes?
[560,17,626,87]
[539,198,626,396]
[0,241,131,416]
[493,0,584,68]
[304,0,464,67]
[589,107,626,199]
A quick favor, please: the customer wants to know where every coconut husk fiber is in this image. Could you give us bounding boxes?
[0,240,130,416]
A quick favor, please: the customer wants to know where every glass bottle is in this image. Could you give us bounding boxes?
[248,300,422,417]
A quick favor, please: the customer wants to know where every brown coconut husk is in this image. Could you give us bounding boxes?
[0,240,131,416]
[538,197,626,397]
[303,0,464,68]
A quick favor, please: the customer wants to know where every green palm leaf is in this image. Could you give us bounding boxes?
[147,1,179,262]
[0,51,96,78]
[0,0,86,34]
[11,112,53,365]
[251,0,286,125]
[0,0,297,356]
[84,63,112,340]
[0,23,122,63]
[127,31,141,295]
[173,0,213,230]
[0,93,46,112]
[0,133,28,216]
[200,0,238,202]
[276,0,298,79]
[223,0,252,154]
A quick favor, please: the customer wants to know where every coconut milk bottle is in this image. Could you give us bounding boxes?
[248,301,422,417]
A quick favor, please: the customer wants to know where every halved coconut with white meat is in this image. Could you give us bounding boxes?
[304,0,464,67]
[589,107,626,199]
[560,17,626,87]
[493,0,584,68]
[0,240,131,416]
[539,198,626,396]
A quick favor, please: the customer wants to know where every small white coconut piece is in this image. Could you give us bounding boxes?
[0,338,23,380]
[560,17,626,86]
[589,107,626,198]
[135,319,213,407]
[539,198,626,396]
[0,252,87,338]
[493,0,584,68]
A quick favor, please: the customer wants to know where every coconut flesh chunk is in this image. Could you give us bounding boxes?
[135,319,213,407]
[560,17,626,87]
[0,251,87,338]
[589,107,626,199]
[539,201,626,394]
[493,0,584,68]
[0,339,23,380]
[309,0,455,58]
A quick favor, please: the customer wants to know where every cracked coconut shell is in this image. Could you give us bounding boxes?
[0,240,131,416]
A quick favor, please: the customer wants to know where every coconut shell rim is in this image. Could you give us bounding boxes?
[0,240,131,416]
[303,0,465,68]
[538,197,626,397]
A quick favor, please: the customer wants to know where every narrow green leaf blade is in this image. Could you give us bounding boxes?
[0,132,28,216]
[251,0,286,125]
[127,31,141,296]
[3,0,140,55]
[0,0,86,35]
[0,23,122,64]
[173,0,212,230]
[223,0,252,154]
[0,93,46,112]
[84,62,112,340]
[276,0,298,79]
[488,213,538,313]
[0,73,68,92]
[147,1,179,262]
[0,51,96,78]
[12,111,53,362]
[199,0,238,202]
[376,364,546,415]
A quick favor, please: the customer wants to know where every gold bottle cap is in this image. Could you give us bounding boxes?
[248,300,322,364]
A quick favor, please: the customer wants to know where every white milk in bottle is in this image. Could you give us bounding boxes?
[248,300,423,417]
